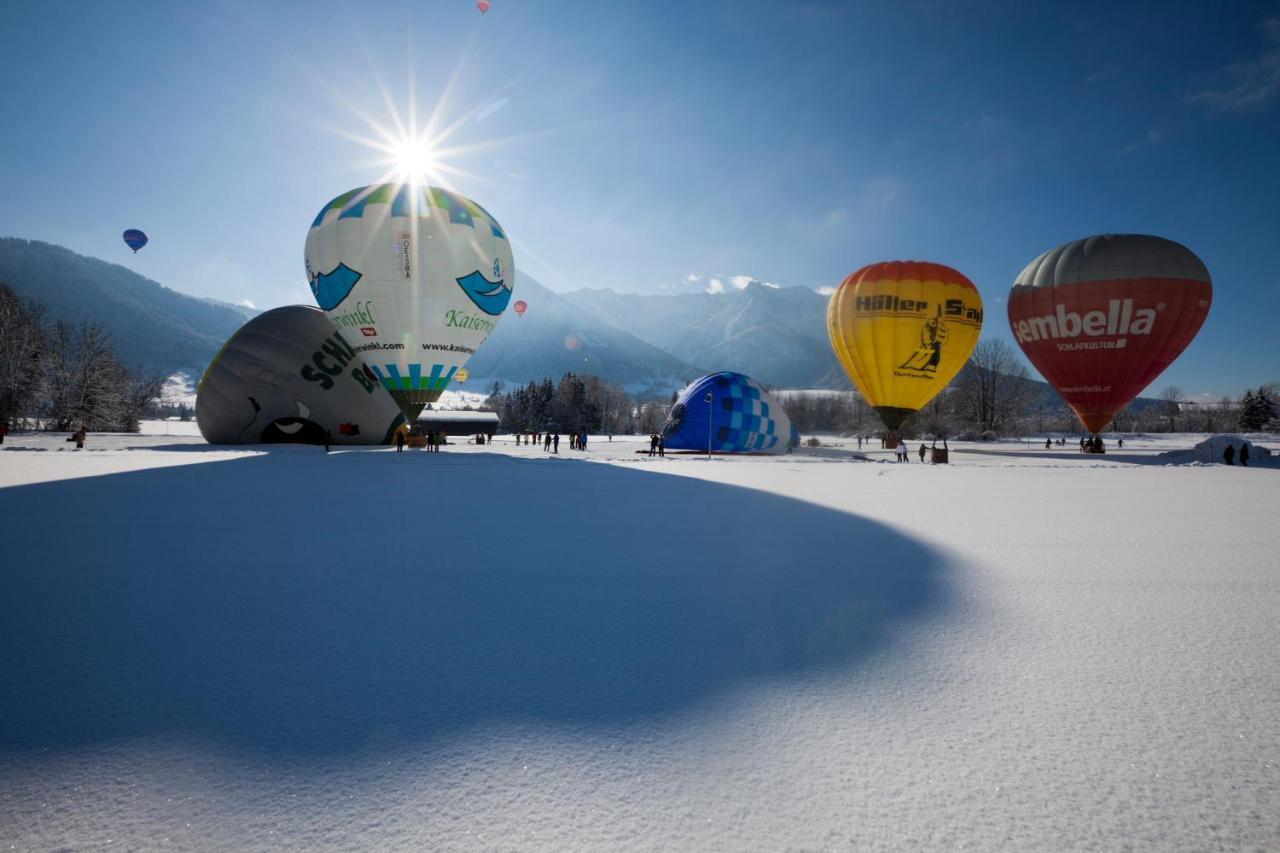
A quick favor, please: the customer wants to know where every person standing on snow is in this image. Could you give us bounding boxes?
[895,442,908,462]
[1223,444,1235,465]
[919,443,928,462]
[552,433,559,453]
[395,430,405,452]
[1239,443,1249,467]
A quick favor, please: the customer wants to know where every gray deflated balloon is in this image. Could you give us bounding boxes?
[197,305,404,445]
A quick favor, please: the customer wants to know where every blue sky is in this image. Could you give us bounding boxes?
[1,0,1277,397]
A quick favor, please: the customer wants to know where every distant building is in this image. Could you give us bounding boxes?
[414,410,500,438]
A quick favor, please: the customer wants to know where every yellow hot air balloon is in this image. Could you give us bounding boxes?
[827,260,984,432]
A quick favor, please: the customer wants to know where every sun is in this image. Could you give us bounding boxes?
[390,136,441,185]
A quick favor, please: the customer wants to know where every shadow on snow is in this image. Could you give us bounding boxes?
[0,449,949,757]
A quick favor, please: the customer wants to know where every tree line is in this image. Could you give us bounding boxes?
[780,339,1280,438]
[0,284,162,431]
[482,372,673,435]
[780,340,1043,438]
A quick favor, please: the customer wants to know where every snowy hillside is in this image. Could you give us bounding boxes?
[1,432,1277,849]
[566,283,845,389]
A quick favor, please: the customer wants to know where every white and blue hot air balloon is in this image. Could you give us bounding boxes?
[304,183,514,421]
[662,372,799,454]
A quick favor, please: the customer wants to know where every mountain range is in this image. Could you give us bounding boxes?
[0,238,254,376]
[461,275,702,395]
[564,283,849,390]
[0,238,1161,414]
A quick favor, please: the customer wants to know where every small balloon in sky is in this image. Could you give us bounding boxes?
[122,229,148,253]
[513,299,527,317]
[476,0,490,14]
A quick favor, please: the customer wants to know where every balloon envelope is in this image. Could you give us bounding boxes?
[662,372,798,454]
[122,229,148,253]
[827,261,984,431]
[1008,234,1211,434]
[513,299,527,317]
[477,0,490,12]
[304,183,514,421]
[196,305,405,445]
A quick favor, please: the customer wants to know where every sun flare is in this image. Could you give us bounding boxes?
[390,137,440,185]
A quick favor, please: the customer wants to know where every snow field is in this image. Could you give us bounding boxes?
[0,431,1276,850]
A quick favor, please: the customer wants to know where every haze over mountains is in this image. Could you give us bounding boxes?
[463,275,702,395]
[5,237,1149,414]
[0,237,848,393]
[567,284,848,389]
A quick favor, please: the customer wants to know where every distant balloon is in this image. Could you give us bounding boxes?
[513,299,527,317]
[305,183,514,422]
[122,229,148,253]
[477,0,490,13]
[455,368,470,383]
[1008,234,1212,434]
[827,261,984,432]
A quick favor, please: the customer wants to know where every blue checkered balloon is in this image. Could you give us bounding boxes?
[661,372,799,454]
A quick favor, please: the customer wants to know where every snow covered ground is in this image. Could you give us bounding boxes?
[1,431,1277,850]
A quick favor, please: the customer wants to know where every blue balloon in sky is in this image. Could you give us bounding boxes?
[662,372,799,454]
[122,229,148,253]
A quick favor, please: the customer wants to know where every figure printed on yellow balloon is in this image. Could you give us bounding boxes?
[898,306,949,373]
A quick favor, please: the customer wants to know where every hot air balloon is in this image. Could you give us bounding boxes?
[477,0,490,13]
[661,372,799,454]
[513,299,527,317]
[1008,234,1211,435]
[123,229,148,253]
[828,261,984,434]
[196,306,405,445]
[304,183,514,421]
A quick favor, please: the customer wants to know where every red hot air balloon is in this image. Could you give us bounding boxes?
[1008,234,1211,434]
[477,0,490,13]
[513,299,527,317]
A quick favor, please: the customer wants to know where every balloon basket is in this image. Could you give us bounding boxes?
[883,435,901,449]
[406,434,428,449]
[930,448,949,464]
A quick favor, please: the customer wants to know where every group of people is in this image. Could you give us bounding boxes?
[1222,443,1250,466]
[890,442,931,462]
[510,430,596,453]
[648,433,666,456]
[392,429,446,452]
[1078,435,1106,453]
[517,431,562,452]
